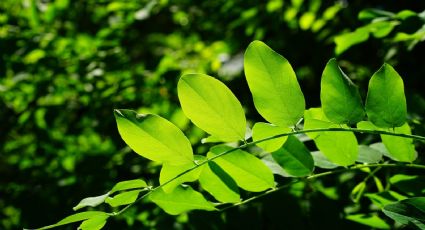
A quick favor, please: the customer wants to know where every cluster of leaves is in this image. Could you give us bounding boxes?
[31,41,425,230]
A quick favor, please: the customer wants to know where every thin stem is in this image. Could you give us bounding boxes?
[217,163,425,212]
[111,127,425,216]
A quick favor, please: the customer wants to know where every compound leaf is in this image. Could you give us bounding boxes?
[252,122,290,153]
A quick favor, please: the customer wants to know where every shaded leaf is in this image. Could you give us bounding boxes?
[178,74,246,142]
[244,40,305,127]
[311,151,339,169]
[390,174,425,196]
[357,145,383,163]
[383,197,425,229]
[114,110,193,165]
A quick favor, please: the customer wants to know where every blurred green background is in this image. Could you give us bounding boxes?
[1,0,425,229]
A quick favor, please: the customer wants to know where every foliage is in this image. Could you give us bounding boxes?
[30,41,425,230]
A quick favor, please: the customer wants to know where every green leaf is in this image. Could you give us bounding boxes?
[383,197,425,229]
[29,211,108,230]
[304,108,358,166]
[346,213,390,229]
[73,193,110,211]
[357,145,383,163]
[244,40,305,127]
[208,145,274,192]
[390,174,425,196]
[320,58,364,124]
[335,27,369,55]
[365,63,407,128]
[177,74,246,142]
[351,182,366,203]
[160,155,205,193]
[365,191,407,208]
[78,216,108,230]
[110,179,148,194]
[272,136,314,177]
[199,162,240,203]
[357,121,417,162]
[311,151,339,169]
[149,186,216,215]
[252,122,290,153]
[105,190,142,207]
[114,110,193,165]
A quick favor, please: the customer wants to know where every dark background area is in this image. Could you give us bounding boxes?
[1,0,424,229]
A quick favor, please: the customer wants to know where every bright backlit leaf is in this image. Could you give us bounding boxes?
[160,155,205,193]
[178,74,246,142]
[272,136,314,177]
[105,190,142,207]
[252,122,290,153]
[31,212,108,230]
[365,63,407,128]
[149,186,216,215]
[114,110,193,165]
[320,58,364,124]
[199,162,240,203]
[346,213,390,229]
[110,179,148,194]
[244,40,305,127]
[208,145,274,192]
[304,108,358,166]
[78,216,108,230]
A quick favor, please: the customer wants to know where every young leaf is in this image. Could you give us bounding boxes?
[320,58,364,124]
[208,145,274,192]
[365,63,407,128]
[357,121,417,162]
[346,213,390,229]
[199,162,240,203]
[78,216,108,230]
[105,190,142,207]
[244,40,305,127]
[357,145,383,163]
[272,136,314,177]
[177,74,246,142]
[149,186,216,215]
[28,211,108,230]
[114,110,193,165]
[73,193,110,211]
[160,155,205,193]
[252,122,291,153]
[304,108,358,166]
[383,197,425,229]
[110,179,148,194]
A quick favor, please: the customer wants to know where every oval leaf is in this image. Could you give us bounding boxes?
[110,179,148,194]
[320,58,364,124]
[252,122,291,153]
[105,190,141,207]
[78,216,108,230]
[73,193,110,211]
[149,186,216,215]
[199,162,240,203]
[244,40,305,127]
[365,63,407,128]
[29,211,108,230]
[304,108,358,166]
[311,151,339,169]
[272,136,314,177]
[208,145,274,192]
[160,155,205,193]
[114,109,193,165]
[357,145,383,163]
[178,74,246,142]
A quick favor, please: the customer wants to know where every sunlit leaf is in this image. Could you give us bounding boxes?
[177,74,246,142]
[365,63,407,128]
[110,179,148,194]
[149,186,216,215]
[244,40,305,127]
[346,213,390,229]
[114,110,193,165]
[208,145,274,192]
[252,122,290,153]
[320,58,364,124]
[29,212,108,230]
[78,216,108,230]
[73,193,109,211]
[105,190,142,207]
[199,162,240,203]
